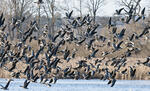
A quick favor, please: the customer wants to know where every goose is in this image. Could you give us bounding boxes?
[135,16,142,22]
[20,79,30,89]
[126,15,132,24]
[66,10,73,19]
[141,7,145,15]
[0,13,5,27]
[117,28,126,39]
[76,38,86,46]
[90,49,99,58]
[129,66,136,78]
[71,49,77,58]
[115,8,124,15]
[138,27,149,38]
[64,49,70,60]
[87,38,95,50]
[34,0,44,4]
[111,78,116,87]
[112,41,123,51]
[0,79,13,90]
[108,17,112,29]
[121,68,127,74]
[141,7,145,19]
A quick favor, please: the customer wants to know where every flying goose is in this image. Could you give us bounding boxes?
[0,79,13,90]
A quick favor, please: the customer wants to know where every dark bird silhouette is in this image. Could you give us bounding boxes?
[63,67,71,77]
[66,10,73,19]
[138,27,149,38]
[126,15,132,24]
[142,57,150,65]
[111,78,116,87]
[99,35,107,42]
[108,17,112,29]
[107,80,111,85]
[87,39,95,50]
[64,50,70,60]
[21,17,26,23]
[49,78,53,84]
[35,46,44,59]
[8,60,18,72]
[112,27,117,34]
[121,68,127,74]
[0,13,4,22]
[34,0,44,4]
[103,68,109,81]
[112,41,123,51]
[95,58,103,65]
[52,77,57,84]
[129,66,136,78]
[32,75,39,82]
[90,49,99,58]
[72,49,77,58]
[128,33,135,41]
[1,25,7,32]
[12,71,21,78]
[117,28,126,39]
[141,7,145,15]
[60,30,66,38]
[107,78,116,87]
[89,25,99,36]
[40,74,46,83]
[72,19,78,28]
[135,16,142,22]
[0,13,5,27]
[39,0,44,4]
[128,5,134,15]
[20,79,30,89]
[83,71,92,79]
[50,57,60,69]
[75,60,87,69]
[115,8,124,15]
[52,33,60,42]
[76,38,86,46]
[0,79,13,90]
[141,7,145,19]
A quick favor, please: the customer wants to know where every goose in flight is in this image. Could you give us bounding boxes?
[20,79,30,89]
[0,79,13,90]
[34,0,44,4]
[115,8,124,15]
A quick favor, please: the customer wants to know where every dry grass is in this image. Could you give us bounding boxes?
[0,21,150,80]
[1,56,150,80]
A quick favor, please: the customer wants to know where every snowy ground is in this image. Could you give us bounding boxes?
[0,79,150,91]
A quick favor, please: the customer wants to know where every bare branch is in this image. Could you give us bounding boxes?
[86,0,105,23]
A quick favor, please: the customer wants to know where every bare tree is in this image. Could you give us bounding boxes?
[59,0,72,14]
[0,0,8,14]
[35,0,44,38]
[43,0,56,38]
[117,0,142,15]
[7,0,34,22]
[87,0,105,23]
[78,0,83,17]
[74,0,84,17]
[2,0,34,40]
[148,1,150,15]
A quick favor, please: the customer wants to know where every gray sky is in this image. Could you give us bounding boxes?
[55,0,149,17]
[100,0,149,16]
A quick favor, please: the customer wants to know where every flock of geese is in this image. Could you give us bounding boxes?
[0,4,150,90]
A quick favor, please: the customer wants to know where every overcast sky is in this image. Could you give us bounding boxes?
[55,0,149,17]
[100,0,149,16]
